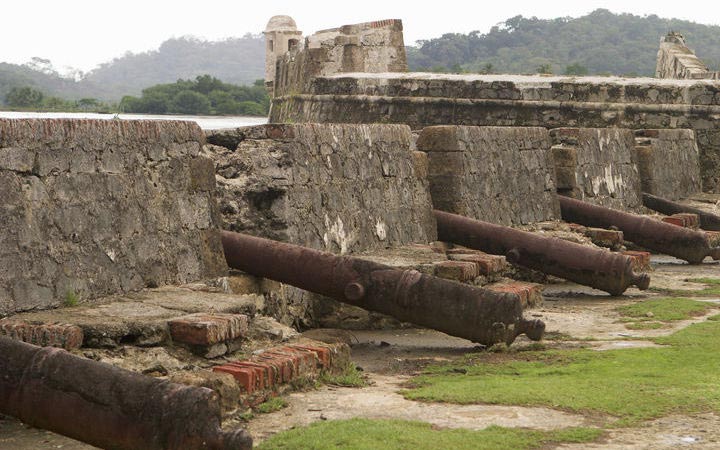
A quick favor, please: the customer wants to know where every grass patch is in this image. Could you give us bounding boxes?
[320,363,368,387]
[63,289,80,307]
[403,315,720,426]
[255,397,288,414]
[616,297,713,329]
[256,419,602,450]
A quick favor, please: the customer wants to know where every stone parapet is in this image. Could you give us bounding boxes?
[0,119,227,315]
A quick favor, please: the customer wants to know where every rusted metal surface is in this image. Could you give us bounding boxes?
[434,210,650,296]
[0,336,252,450]
[221,231,544,345]
[642,193,720,231]
[559,196,720,264]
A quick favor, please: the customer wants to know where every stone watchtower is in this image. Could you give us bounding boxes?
[264,15,302,95]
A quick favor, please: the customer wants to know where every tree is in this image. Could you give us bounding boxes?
[536,64,553,74]
[171,90,210,114]
[565,63,589,75]
[5,86,44,107]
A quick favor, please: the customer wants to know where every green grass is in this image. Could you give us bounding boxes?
[320,363,368,387]
[255,397,288,414]
[256,419,602,450]
[403,315,720,426]
[63,289,80,307]
[616,297,713,330]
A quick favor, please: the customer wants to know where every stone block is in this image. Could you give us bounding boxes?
[0,320,83,350]
[168,370,240,413]
[168,313,249,346]
[706,231,720,247]
[433,261,478,282]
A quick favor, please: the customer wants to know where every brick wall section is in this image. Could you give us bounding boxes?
[212,340,350,406]
[417,126,560,225]
[634,129,702,200]
[0,320,83,350]
[205,124,436,254]
[550,128,642,211]
[0,119,227,315]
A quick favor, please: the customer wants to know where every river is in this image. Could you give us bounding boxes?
[0,111,268,130]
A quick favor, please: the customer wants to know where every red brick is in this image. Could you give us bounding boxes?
[255,354,294,383]
[433,260,478,282]
[0,320,83,350]
[212,365,257,394]
[486,281,543,306]
[448,253,507,276]
[168,313,248,346]
[707,231,720,247]
[662,216,684,227]
[661,213,700,229]
[227,362,267,390]
[621,250,651,271]
[288,344,331,368]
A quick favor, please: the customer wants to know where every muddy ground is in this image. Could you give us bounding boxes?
[1,254,719,449]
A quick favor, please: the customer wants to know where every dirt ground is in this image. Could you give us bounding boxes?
[2,254,719,450]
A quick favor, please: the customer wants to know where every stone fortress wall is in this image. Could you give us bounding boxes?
[0,119,227,315]
[655,32,720,80]
[268,24,720,194]
[205,123,436,254]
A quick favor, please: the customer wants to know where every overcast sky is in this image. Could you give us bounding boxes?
[3,0,720,73]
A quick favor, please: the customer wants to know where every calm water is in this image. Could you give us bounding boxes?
[0,111,268,130]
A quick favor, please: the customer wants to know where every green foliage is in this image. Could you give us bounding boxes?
[256,419,602,450]
[119,75,268,116]
[64,289,80,307]
[5,86,44,107]
[404,315,720,426]
[407,9,720,76]
[255,397,288,414]
[320,364,368,387]
[565,63,589,75]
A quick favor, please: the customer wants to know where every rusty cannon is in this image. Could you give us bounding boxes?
[221,231,545,345]
[0,336,252,450]
[559,196,720,264]
[433,210,650,296]
[642,193,720,232]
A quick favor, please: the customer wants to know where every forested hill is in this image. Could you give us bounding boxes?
[83,35,265,100]
[0,35,265,103]
[406,9,720,76]
[4,10,720,105]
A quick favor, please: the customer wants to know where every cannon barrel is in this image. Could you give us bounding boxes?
[0,336,252,450]
[433,210,650,296]
[221,231,545,345]
[642,193,720,232]
[559,196,720,264]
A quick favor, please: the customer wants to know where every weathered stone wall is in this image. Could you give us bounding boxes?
[270,73,720,192]
[655,32,718,80]
[205,123,436,254]
[0,119,227,315]
[550,128,642,210]
[417,126,559,225]
[272,19,406,98]
[634,129,702,200]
